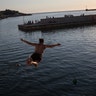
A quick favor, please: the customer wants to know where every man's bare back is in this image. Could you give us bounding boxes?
[21,38,61,67]
[34,44,46,54]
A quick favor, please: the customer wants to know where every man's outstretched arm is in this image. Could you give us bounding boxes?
[20,38,37,46]
[45,43,61,48]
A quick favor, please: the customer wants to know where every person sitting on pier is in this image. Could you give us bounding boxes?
[21,38,61,67]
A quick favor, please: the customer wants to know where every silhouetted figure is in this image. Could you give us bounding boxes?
[21,38,61,67]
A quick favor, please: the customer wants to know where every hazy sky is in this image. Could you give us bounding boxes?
[0,0,95,13]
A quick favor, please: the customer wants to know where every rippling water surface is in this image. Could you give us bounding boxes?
[0,10,96,96]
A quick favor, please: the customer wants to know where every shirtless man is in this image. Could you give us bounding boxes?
[21,38,61,67]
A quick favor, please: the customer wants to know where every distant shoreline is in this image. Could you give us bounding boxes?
[0,9,32,20]
[85,9,96,11]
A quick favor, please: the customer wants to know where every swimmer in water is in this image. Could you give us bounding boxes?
[21,38,61,67]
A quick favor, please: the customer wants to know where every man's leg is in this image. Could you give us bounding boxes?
[26,56,32,65]
[26,56,38,67]
[31,61,38,67]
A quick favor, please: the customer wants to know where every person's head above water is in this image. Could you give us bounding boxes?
[39,38,44,44]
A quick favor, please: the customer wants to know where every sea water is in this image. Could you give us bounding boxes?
[0,10,96,96]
